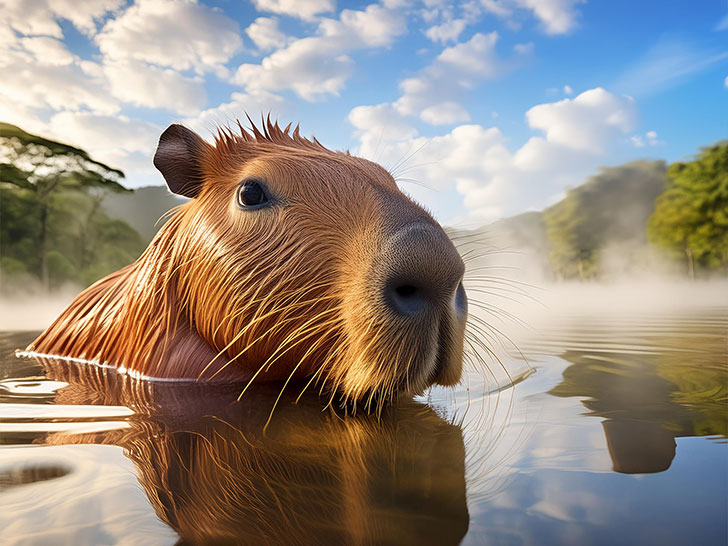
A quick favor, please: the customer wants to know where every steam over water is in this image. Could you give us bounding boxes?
[0,281,726,544]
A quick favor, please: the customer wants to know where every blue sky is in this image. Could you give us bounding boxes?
[1,0,726,226]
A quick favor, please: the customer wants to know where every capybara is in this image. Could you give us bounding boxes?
[27,118,467,407]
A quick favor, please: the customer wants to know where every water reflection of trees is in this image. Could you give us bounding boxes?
[40,358,469,545]
[549,322,727,473]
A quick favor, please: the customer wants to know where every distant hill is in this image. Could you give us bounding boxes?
[102,185,187,242]
[451,160,668,280]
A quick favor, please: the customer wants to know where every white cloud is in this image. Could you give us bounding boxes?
[437,32,502,77]
[318,4,407,48]
[95,0,243,75]
[0,53,117,114]
[42,111,163,185]
[393,32,515,124]
[425,18,467,44]
[724,75,728,88]
[103,60,206,115]
[349,88,639,224]
[513,41,534,55]
[516,0,585,34]
[479,0,584,35]
[47,111,159,155]
[420,101,471,125]
[245,17,288,51]
[234,38,354,101]
[251,0,335,20]
[563,84,573,95]
[0,0,123,38]
[524,88,635,153]
[633,130,658,148]
[631,135,644,148]
[19,36,74,66]
[233,4,406,101]
[185,90,287,136]
[349,103,417,143]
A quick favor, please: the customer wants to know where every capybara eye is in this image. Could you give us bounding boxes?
[237,179,269,209]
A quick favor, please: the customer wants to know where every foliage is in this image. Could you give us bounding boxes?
[647,143,728,277]
[0,123,145,292]
[543,161,668,280]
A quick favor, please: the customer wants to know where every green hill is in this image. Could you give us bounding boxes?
[451,160,668,280]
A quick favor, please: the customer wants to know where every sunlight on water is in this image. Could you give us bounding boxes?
[0,307,726,546]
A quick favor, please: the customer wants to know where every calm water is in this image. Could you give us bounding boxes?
[0,308,726,545]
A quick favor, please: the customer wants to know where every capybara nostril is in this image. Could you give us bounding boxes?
[387,282,428,316]
[455,282,467,316]
[380,222,465,318]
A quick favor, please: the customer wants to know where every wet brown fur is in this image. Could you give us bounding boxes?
[30,119,465,405]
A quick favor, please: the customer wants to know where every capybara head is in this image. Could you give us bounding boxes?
[29,118,468,409]
[150,119,467,405]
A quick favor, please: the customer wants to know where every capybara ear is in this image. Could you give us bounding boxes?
[153,124,210,198]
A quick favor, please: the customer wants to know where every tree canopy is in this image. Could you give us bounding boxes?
[647,143,728,277]
[1,123,145,292]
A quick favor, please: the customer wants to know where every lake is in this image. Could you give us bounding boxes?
[1,305,726,545]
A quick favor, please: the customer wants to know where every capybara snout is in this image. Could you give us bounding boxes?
[380,221,466,319]
[29,118,468,407]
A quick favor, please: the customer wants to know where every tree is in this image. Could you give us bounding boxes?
[0,122,129,286]
[648,143,728,278]
[0,123,145,292]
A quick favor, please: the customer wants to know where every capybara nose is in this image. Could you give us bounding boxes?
[382,223,465,318]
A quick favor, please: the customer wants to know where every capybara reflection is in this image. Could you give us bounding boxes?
[29,119,467,407]
[42,359,469,546]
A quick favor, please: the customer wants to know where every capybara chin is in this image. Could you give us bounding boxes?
[28,118,468,406]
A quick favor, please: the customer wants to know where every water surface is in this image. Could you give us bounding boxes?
[0,308,726,545]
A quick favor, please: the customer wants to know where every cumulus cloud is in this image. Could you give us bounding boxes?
[318,4,407,48]
[0,0,123,37]
[185,90,287,137]
[481,0,585,35]
[631,130,659,148]
[234,38,354,101]
[233,4,406,101]
[349,88,638,224]
[349,103,417,143]
[524,88,635,153]
[0,53,117,114]
[245,17,288,51]
[103,60,206,115]
[251,0,335,20]
[47,111,159,155]
[19,36,74,66]
[393,32,522,125]
[43,111,162,185]
[95,0,243,75]
[425,18,468,44]
[420,102,471,125]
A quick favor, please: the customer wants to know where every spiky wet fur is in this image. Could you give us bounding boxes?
[30,119,464,411]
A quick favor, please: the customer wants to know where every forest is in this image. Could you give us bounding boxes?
[1,122,726,294]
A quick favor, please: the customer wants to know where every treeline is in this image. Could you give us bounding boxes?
[455,142,728,281]
[0,123,146,293]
